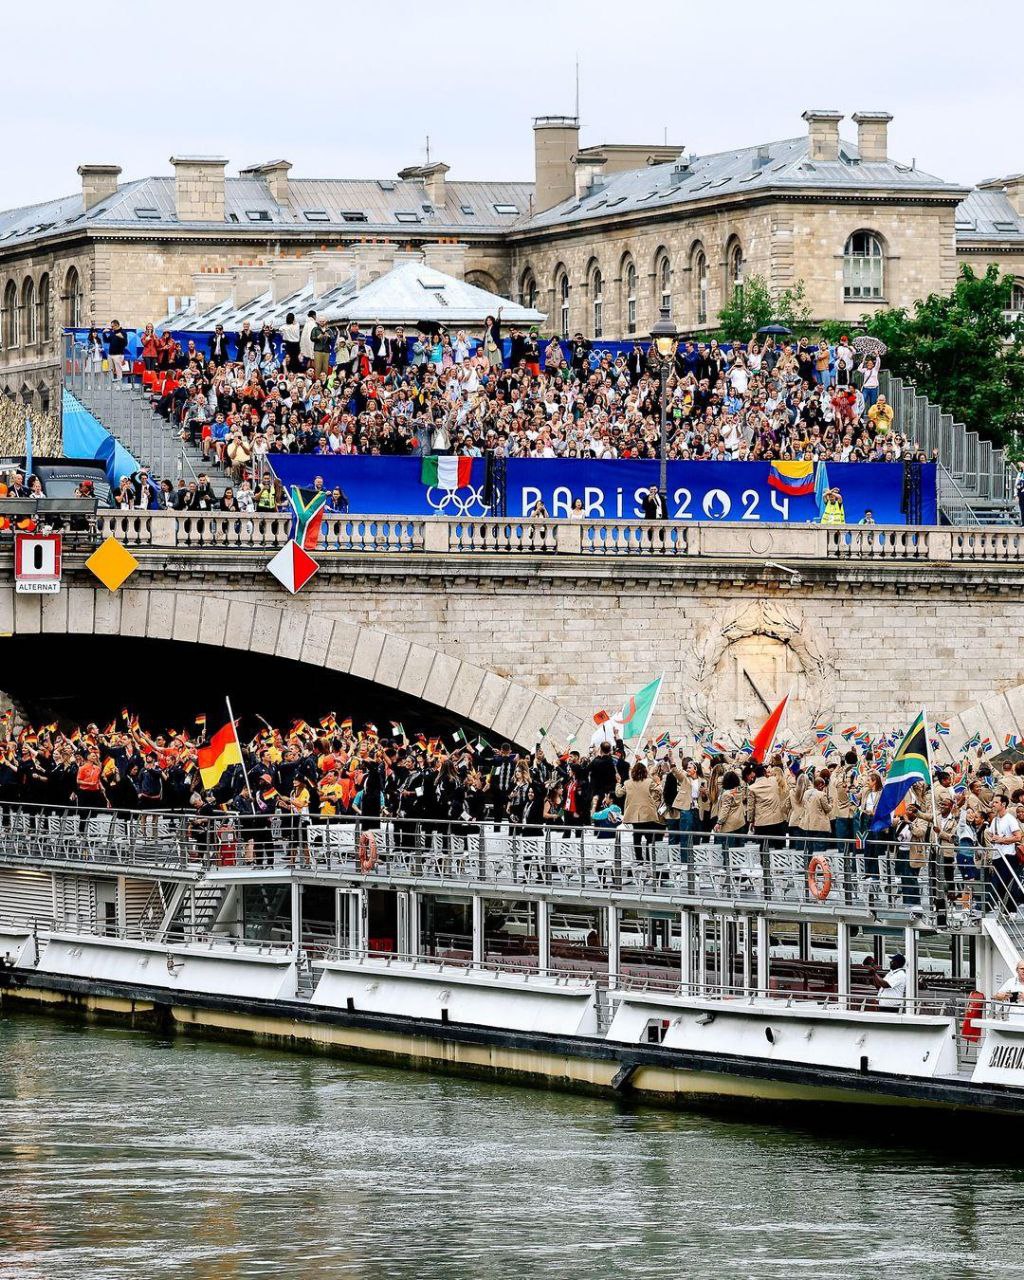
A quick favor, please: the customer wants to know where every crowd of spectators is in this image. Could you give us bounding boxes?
[2,711,1021,915]
[87,313,935,491]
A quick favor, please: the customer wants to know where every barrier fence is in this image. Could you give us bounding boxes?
[0,800,1015,924]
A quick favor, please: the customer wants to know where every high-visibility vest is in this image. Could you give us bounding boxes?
[821,499,846,525]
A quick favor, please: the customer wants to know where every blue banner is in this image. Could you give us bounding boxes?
[267,456,935,525]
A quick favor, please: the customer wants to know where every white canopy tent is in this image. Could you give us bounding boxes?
[164,261,546,333]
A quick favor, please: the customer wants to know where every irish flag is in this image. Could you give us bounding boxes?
[617,675,663,746]
[767,460,815,496]
[421,456,472,491]
[198,721,243,789]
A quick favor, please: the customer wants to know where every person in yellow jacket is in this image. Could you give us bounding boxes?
[820,487,846,525]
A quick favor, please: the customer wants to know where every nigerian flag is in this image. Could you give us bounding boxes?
[422,456,473,491]
[617,675,664,745]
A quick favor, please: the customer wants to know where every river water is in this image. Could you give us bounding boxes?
[1,1012,1022,1280]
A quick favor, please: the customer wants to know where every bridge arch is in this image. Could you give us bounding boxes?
[0,584,583,751]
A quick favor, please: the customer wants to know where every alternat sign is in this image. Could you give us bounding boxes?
[13,532,62,595]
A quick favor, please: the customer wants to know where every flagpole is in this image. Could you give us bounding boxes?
[921,704,940,834]
[225,695,255,801]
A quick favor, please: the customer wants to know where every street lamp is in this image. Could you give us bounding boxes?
[650,306,678,497]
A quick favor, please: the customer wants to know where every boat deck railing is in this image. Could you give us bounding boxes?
[0,801,1013,925]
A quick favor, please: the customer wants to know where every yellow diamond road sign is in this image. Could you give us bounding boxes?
[85,536,139,592]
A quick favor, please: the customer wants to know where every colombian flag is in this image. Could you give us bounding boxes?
[198,722,243,789]
[767,461,815,496]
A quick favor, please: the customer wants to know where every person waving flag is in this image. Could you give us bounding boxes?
[871,711,932,831]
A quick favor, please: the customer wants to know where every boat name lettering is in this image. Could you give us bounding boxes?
[988,1044,1024,1072]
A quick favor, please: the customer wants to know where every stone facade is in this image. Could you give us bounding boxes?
[0,106,1020,415]
[509,199,962,342]
[2,555,1023,755]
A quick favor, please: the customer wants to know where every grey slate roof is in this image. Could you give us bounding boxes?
[518,134,968,232]
[0,137,1013,255]
[0,174,534,245]
[955,187,1024,241]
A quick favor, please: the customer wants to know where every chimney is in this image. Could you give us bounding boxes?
[801,110,842,163]
[852,112,893,164]
[77,164,121,210]
[573,155,605,200]
[240,160,292,205]
[1003,176,1024,219]
[421,162,449,207]
[533,115,579,211]
[170,155,228,222]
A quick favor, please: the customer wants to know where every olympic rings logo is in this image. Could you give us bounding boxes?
[424,485,491,516]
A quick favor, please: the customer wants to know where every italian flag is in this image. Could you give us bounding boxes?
[421,456,472,491]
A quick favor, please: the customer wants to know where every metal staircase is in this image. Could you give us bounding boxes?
[166,882,228,943]
[880,370,1019,523]
[63,339,219,489]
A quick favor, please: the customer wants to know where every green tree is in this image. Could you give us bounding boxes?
[861,264,1024,448]
[716,274,812,340]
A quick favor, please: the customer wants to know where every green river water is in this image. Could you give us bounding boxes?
[0,1012,1022,1279]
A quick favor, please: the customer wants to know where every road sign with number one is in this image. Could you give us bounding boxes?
[14,532,62,594]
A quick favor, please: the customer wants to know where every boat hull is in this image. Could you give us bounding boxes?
[3,967,1023,1125]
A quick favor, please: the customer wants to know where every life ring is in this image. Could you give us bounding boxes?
[807,854,833,901]
[961,990,985,1043]
[358,831,378,874]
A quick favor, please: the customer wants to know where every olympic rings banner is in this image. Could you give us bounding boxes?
[267,457,936,525]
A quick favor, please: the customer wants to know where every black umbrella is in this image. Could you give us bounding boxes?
[757,324,793,336]
[416,319,444,335]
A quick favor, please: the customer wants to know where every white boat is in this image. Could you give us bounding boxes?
[2,806,1023,1126]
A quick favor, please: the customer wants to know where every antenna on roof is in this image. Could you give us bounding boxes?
[425,134,431,164]
[574,54,580,122]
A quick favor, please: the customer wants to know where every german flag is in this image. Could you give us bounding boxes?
[198,722,243,789]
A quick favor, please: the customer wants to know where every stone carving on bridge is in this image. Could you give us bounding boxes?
[682,601,837,748]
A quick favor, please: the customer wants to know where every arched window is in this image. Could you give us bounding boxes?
[37,273,50,341]
[844,231,884,299]
[625,259,637,334]
[727,239,744,299]
[1008,281,1024,321]
[64,266,83,328]
[22,278,36,345]
[3,281,18,349]
[557,269,570,338]
[656,251,671,314]
[518,268,537,310]
[693,248,708,325]
[38,383,50,414]
[591,266,603,339]
[20,385,33,408]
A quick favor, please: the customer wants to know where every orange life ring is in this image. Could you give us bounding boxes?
[961,990,985,1043]
[807,854,833,901]
[358,831,378,874]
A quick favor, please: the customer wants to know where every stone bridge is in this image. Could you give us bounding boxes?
[3,513,1024,754]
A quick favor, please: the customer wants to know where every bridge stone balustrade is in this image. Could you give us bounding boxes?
[89,513,1024,563]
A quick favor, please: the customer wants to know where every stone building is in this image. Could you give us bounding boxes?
[0,108,1021,413]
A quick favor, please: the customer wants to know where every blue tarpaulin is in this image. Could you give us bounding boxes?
[267,456,935,525]
[61,388,140,487]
